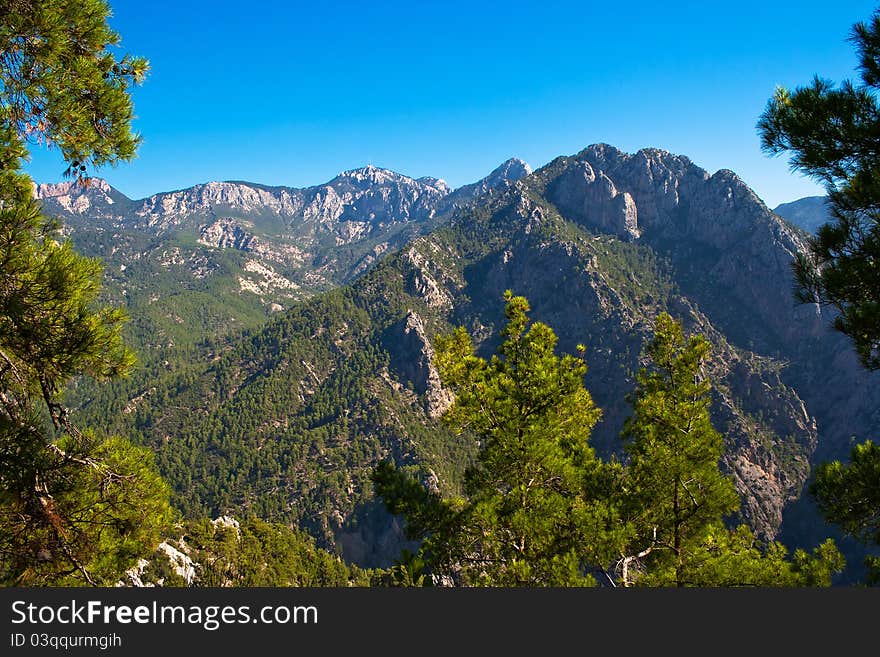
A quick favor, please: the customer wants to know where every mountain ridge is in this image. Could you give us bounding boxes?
[33,158,532,359]
[33,160,528,222]
[56,144,879,580]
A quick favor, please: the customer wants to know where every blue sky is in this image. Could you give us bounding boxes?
[24,0,879,207]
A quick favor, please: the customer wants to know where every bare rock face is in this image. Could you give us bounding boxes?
[33,178,129,223]
[402,246,454,310]
[198,218,257,251]
[387,310,453,418]
[326,165,450,228]
[117,540,198,587]
[546,160,640,239]
[709,351,817,537]
[526,145,831,381]
[445,157,532,207]
[212,515,241,534]
[33,159,533,299]
[573,144,700,230]
[134,182,305,232]
[123,166,454,238]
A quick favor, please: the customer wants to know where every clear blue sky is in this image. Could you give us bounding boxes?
[24,0,879,207]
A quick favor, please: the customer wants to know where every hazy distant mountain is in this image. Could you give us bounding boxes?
[774,195,832,233]
[443,157,532,207]
[63,144,878,579]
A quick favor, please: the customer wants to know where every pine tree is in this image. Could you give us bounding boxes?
[0,0,147,177]
[757,8,880,585]
[0,0,172,585]
[757,8,880,371]
[619,313,842,587]
[620,313,739,586]
[374,292,626,586]
[811,440,880,584]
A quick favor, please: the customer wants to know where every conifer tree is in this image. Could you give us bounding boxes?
[620,313,739,585]
[619,313,842,587]
[811,440,880,584]
[374,292,626,586]
[0,0,172,585]
[758,9,880,371]
[758,7,880,584]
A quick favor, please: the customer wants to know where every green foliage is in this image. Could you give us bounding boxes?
[758,8,880,370]
[0,162,135,393]
[758,8,880,584]
[623,313,739,586]
[167,517,370,587]
[632,525,844,587]
[621,312,740,585]
[0,0,175,586]
[68,274,475,561]
[375,301,845,587]
[619,313,843,586]
[0,433,174,586]
[812,440,880,543]
[380,549,431,587]
[376,292,626,586]
[811,440,880,583]
[0,0,148,177]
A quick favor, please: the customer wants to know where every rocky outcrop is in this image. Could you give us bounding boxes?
[33,178,131,222]
[546,160,640,239]
[445,157,532,207]
[238,259,297,296]
[121,167,452,238]
[212,515,242,535]
[386,310,453,418]
[534,145,826,358]
[132,181,307,233]
[326,165,450,227]
[402,246,454,310]
[198,218,257,251]
[117,540,197,587]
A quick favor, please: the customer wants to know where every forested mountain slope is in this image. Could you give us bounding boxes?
[57,145,879,574]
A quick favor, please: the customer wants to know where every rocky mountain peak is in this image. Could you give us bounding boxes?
[487,157,532,183]
[417,176,451,195]
[33,177,127,216]
[576,142,625,161]
[706,168,771,214]
[335,165,408,187]
[546,144,794,242]
[443,157,533,208]
[34,177,115,197]
[773,195,832,233]
[576,143,700,183]
[328,165,451,202]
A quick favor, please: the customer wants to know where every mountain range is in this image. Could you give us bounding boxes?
[35,159,531,355]
[36,146,878,578]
